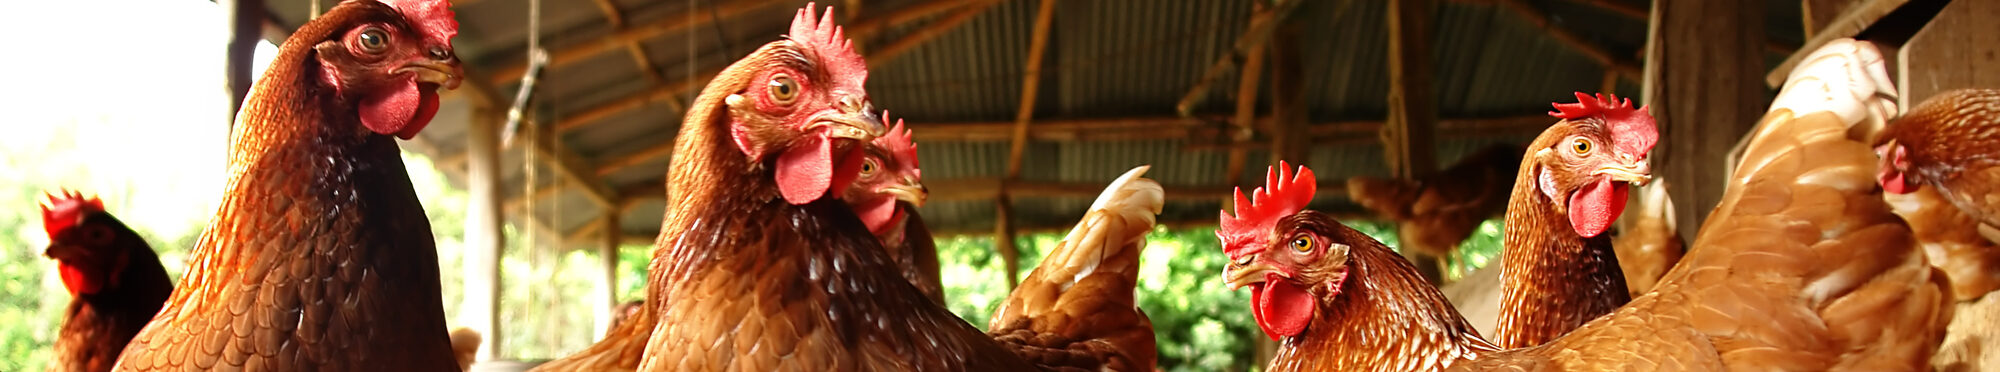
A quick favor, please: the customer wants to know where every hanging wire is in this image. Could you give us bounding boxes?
[502,0,550,148]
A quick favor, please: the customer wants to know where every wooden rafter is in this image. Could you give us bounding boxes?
[868,0,1002,69]
[1566,0,1646,19]
[1496,0,1643,80]
[488,0,784,85]
[1221,30,1268,189]
[1386,0,1440,179]
[1176,0,1306,117]
[1764,0,1913,87]
[994,0,1056,291]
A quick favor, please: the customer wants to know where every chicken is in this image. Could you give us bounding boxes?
[1874,88,2000,229]
[111,0,465,369]
[1346,143,1523,283]
[626,4,1037,370]
[1882,166,2000,372]
[838,120,942,304]
[40,191,173,372]
[1611,179,1684,297]
[1492,92,1657,348]
[450,328,481,371]
[1221,38,1951,371]
[985,166,1162,371]
[532,118,934,372]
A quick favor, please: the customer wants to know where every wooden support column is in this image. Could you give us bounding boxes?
[995,0,1056,290]
[1268,24,1307,166]
[1645,0,1766,241]
[593,211,622,339]
[224,0,264,130]
[1898,0,2000,106]
[1388,0,1443,284]
[462,107,506,361]
[1386,0,1439,179]
[1222,41,1267,189]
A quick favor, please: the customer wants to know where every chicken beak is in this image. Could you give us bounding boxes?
[811,104,888,142]
[1225,258,1280,291]
[399,60,464,90]
[882,181,928,208]
[1596,159,1653,186]
[44,242,91,263]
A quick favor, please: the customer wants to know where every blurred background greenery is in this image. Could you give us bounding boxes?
[0,122,1503,371]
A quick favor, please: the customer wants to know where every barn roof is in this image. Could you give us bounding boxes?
[255,0,1805,249]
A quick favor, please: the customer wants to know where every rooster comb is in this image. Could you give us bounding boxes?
[789,3,867,86]
[1217,161,1317,259]
[40,189,104,238]
[875,115,919,169]
[1549,92,1658,156]
[380,0,458,45]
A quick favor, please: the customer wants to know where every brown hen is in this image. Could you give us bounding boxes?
[1347,143,1522,283]
[41,191,173,372]
[112,0,464,370]
[1875,89,2000,229]
[1222,38,1951,372]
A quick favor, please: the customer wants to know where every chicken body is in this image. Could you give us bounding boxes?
[113,0,464,370]
[1492,93,1657,348]
[1875,89,2000,229]
[985,166,1162,371]
[42,193,173,372]
[1348,143,1522,282]
[1611,180,1684,297]
[1225,38,1950,372]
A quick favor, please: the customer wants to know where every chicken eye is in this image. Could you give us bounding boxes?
[1291,235,1314,253]
[83,226,113,245]
[1570,137,1594,155]
[861,157,880,176]
[768,75,799,104]
[357,27,390,53]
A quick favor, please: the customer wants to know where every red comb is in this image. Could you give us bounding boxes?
[40,189,104,238]
[789,3,868,90]
[874,114,918,171]
[381,0,458,47]
[1549,92,1658,156]
[1217,161,1317,259]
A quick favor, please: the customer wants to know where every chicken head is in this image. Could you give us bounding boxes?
[1535,92,1658,237]
[1220,161,1332,341]
[841,118,926,240]
[311,0,463,140]
[41,190,122,297]
[722,3,887,204]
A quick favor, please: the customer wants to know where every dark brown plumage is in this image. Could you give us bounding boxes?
[42,193,173,372]
[112,0,463,370]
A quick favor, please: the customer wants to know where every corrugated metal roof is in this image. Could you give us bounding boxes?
[256,0,1807,248]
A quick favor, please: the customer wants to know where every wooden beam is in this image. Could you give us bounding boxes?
[994,195,1020,290]
[1496,0,1643,81]
[489,0,783,85]
[462,107,505,361]
[1645,0,1767,241]
[1003,0,1058,179]
[1764,0,1910,87]
[845,0,974,38]
[866,0,1001,69]
[1268,24,1309,165]
[225,0,263,131]
[1802,0,1861,39]
[504,181,567,212]
[1222,29,1269,188]
[1898,0,2000,107]
[1566,0,1646,19]
[1387,0,1440,178]
[1176,0,1307,117]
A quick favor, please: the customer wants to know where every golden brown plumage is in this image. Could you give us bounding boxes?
[1612,179,1684,297]
[1224,39,1951,371]
[112,0,464,370]
[986,166,1162,371]
[1874,88,2000,229]
[1493,93,1657,348]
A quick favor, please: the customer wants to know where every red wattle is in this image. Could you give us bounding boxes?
[397,88,441,139]
[361,79,422,138]
[777,136,834,204]
[1568,178,1629,237]
[58,264,98,296]
[1252,273,1316,341]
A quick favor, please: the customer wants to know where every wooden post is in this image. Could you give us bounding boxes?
[1644,0,1767,241]
[1386,0,1439,179]
[462,107,506,361]
[994,0,1056,290]
[224,0,264,131]
[1268,23,1307,166]
[1222,40,1267,189]
[593,211,621,339]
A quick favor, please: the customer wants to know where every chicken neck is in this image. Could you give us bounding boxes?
[1493,147,1631,349]
[1268,238,1495,372]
